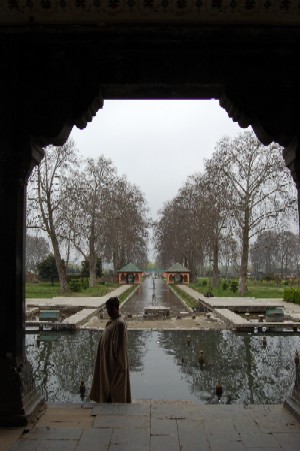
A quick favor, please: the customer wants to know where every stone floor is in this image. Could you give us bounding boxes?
[1,401,300,450]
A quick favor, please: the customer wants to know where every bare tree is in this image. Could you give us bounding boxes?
[219,235,239,278]
[213,131,297,295]
[154,200,182,269]
[26,234,50,272]
[102,177,150,272]
[65,156,117,287]
[65,156,149,284]
[154,177,208,279]
[27,138,78,294]
[175,179,209,279]
[250,230,300,277]
[155,132,296,291]
[194,167,235,287]
[277,231,300,276]
[250,230,278,275]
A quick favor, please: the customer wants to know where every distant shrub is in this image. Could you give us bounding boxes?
[202,279,208,286]
[81,278,89,290]
[69,279,82,292]
[230,280,238,293]
[263,273,274,282]
[222,280,229,290]
[274,275,282,284]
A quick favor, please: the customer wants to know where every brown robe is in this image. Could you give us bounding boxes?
[89,315,131,403]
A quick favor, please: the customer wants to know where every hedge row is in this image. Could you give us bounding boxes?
[283,288,300,304]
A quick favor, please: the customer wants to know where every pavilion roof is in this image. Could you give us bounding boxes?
[165,263,190,273]
[118,263,143,273]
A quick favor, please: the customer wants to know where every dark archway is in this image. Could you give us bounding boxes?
[1,6,300,424]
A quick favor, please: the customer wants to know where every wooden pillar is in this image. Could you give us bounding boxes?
[0,135,44,426]
[0,35,103,426]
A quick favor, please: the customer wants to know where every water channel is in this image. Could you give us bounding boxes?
[25,278,300,405]
[121,276,188,317]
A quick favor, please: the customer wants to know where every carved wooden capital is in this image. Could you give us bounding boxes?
[0,39,103,148]
[0,138,44,183]
[220,85,298,148]
[283,138,300,189]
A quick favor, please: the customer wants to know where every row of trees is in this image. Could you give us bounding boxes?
[250,230,300,276]
[26,139,150,293]
[154,131,298,294]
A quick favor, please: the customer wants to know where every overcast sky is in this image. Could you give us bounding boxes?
[70,99,247,221]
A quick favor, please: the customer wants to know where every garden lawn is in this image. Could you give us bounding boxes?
[189,282,286,299]
[26,282,61,298]
[26,281,120,298]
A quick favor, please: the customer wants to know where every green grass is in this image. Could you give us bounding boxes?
[238,285,285,298]
[26,282,61,298]
[119,285,137,303]
[189,280,287,299]
[26,281,120,298]
[170,285,199,309]
[72,283,119,297]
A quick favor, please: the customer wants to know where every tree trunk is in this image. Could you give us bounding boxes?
[265,252,271,274]
[89,222,97,287]
[212,237,220,288]
[112,250,118,274]
[89,252,97,287]
[51,235,69,294]
[284,256,288,276]
[239,209,250,295]
[40,170,69,294]
[189,256,197,282]
[280,257,284,278]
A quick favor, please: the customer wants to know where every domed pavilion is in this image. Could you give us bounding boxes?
[118,263,144,284]
[163,263,190,284]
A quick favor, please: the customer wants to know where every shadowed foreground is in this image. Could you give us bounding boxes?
[3,401,300,450]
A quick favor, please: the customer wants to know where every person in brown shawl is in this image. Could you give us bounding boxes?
[89,296,131,403]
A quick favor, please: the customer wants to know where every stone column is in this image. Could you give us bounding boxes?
[0,135,44,426]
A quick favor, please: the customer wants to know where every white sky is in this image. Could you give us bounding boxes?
[70,99,246,222]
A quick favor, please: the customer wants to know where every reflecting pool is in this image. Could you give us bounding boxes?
[25,330,300,404]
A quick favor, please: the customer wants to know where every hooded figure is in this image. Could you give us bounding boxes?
[89,296,131,403]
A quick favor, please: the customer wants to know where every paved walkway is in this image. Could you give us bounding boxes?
[25,285,133,328]
[2,401,300,450]
[178,286,300,321]
[26,285,132,309]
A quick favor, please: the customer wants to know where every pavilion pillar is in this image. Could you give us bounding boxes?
[0,134,44,426]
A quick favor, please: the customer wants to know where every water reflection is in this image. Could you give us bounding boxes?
[25,330,300,404]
